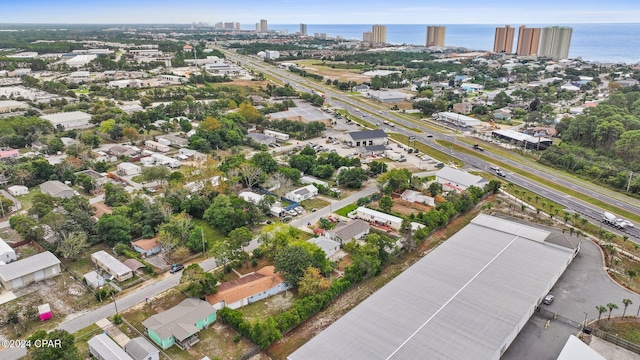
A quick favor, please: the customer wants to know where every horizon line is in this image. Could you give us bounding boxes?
[1,22,640,26]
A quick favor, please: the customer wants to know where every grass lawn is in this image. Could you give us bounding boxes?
[335,204,358,217]
[241,291,298,323]
[438,139,640,224]
[300,198,331,211]
[192,218,228,250]
[15,188,43,211]
[74,323,102,355]
[592,318,640,345]
[389,133,463,167]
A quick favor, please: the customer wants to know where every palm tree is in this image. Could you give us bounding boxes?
[607,303,618,320]
[623,235,629,244]
[572,212,581,225]
[596,305,607,323]
[534,195,540,204]
[580,217,588,229]
[622,299,633,319]
[627,269,637,286]
[563,212,571,224]
[634,243,640,258]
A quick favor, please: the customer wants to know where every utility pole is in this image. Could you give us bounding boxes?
[627,171,634,193]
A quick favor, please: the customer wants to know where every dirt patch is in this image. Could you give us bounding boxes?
[92,202,113,218]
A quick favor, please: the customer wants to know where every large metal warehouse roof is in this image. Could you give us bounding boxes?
[289,214,576,360]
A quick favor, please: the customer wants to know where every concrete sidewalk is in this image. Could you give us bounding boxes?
[95,318,131,347]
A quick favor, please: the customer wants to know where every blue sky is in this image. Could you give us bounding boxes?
[2,0,640,24]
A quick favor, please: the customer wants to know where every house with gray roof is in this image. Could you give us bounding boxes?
[124,337,159,360]
[289,214,578,360]
[91,250,133,282]
[0,251,61,290]
[88,333,133,360]
[347,130,388,147]
[142,298,216,350]
[285,184,318,203]
[307,236,341,260]
[39,180,76,198]
[326,219,370,244]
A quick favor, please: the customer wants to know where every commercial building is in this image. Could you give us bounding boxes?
[347,129,388,147]
[435,166,488,193]
[142,298,217,350]
[492,129,553,150]
[0,100,29,113]
[41,111,92,130]
[426,26,446,47]
[91,250,133,282]
[0,251,61,290]
[371,25,387,44]
[435,112,481,128]
[368,90,409,103]
[299,23,307,36]
[289,214,579,360]
[355,207,403,231]
[66,54,97,67]
[40,180,76,198]
[263,129,290,142]
[516,25,541,56]
[493,25,515,53]
[265,50,280,60]
[88,334,133,360]
[538,26,573,60]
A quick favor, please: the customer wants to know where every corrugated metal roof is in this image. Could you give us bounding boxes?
[348,129,388,141]
[91,251,132,277]
[88,334,133,360]
[289,214,575,360]
[435,166,488,188]
[0,251,60,281]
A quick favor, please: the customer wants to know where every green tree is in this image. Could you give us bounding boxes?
[251,152,279,173]
[379,195,393,213]
[368,161,388,176]
[622,298,633,319]
[142,166,171,188]
[29,329,81,360]
[337,168,368,188]
[95,214,132,245]
[607,302,618,320]
[274,241,329,286]
[180,264,218,299]
[57,232,89,259]
[251,316,282,349]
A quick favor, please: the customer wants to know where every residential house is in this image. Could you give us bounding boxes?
[300,175,329,188]
[7,185,28,197]
[109,145,138,157]
[247,132,276,146]
[144,140,171,153]
[74,169,108,188]
[117,162,142,176]
[326,219,370,244]
[400,189,435,207]
[351,84,370,93]
[131,238,162,257]
[355,206,403,231]
[0,237,17,264]
[39,180,76,198]
[88,334,133,360]
[149,153,181,168]
[347,130,388,147]
[124,337,160,360]
[207,266,290,310]
[157,134,188,148]
[0,149,20,161]
[239,191,265,205]
[435,166,488,193]
[91,250,133,282]
[307,236,341,260]
[142,298,217,350]
[285,184,318,203]
[177,148,207,161]
[0,251,61,290]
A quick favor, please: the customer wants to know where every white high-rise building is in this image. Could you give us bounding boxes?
[300,23,308,36]
[537,26,572,60]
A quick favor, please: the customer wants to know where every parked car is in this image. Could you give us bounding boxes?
[170,264,184,273]
[295,207,304,214]
[543,294,555,305]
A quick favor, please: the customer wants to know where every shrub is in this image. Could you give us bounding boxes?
[113,314,123,325]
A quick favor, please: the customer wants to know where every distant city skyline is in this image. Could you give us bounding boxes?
[1,0,640,24]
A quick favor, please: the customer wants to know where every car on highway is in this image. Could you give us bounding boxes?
[496,170,507,178]
[170,264,184,273]
[490,165,500,171]
[426,134,433,138]
[621,219,635,228]
[378,110,383,113]
[543,294,555,305]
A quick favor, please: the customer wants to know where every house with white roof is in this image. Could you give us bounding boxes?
[239,191,265,205]
[285,185,318,203]
[307,236,341,260]
[0,251,61,290]
[435,166,488,193]
[41,111,92,130]
[91,250,133,282]
[355,207,403,231]
[0,237,17,264]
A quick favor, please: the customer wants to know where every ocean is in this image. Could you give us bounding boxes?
[264,23,640,64]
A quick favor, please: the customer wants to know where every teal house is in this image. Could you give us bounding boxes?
[142,298,216,350]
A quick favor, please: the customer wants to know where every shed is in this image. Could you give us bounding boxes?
[123,258,146,272]
[91,250,133,282]
[88,333,133,360]
[125,337,160,360]
[0,237,17,264]
[38,303,52,321]
[83,270,106,289]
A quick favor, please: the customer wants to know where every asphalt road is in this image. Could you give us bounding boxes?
[221,49,640,241]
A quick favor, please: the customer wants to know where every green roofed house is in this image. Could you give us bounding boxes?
[142,298,216,350]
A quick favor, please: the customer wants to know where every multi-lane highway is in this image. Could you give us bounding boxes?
[221,48,640,240]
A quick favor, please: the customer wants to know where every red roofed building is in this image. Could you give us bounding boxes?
[206,266,290,310]
[183,44,193,52]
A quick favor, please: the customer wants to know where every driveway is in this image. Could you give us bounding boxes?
[503,239,640,360]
